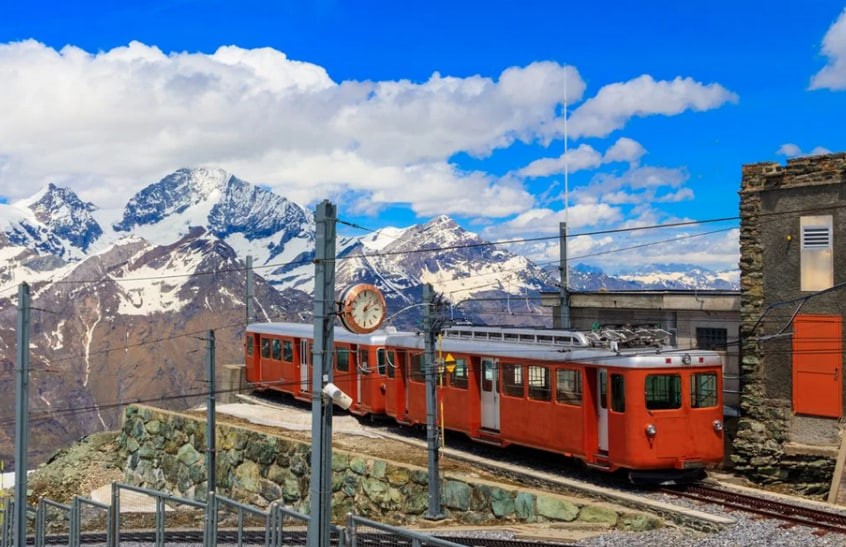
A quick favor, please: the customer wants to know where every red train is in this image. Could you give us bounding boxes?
[244,322,725,482]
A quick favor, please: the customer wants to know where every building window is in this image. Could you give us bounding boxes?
[801,215,833,291]
[696,327,727,351]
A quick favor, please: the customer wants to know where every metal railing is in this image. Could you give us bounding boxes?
[2,486,461,547]
[346,514,463,547]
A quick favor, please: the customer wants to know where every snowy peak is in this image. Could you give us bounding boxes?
[29,183,103,252]
[208,175,313,244]
[114,167,231,232]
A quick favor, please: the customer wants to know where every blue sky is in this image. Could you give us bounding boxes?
[1,1,845,273]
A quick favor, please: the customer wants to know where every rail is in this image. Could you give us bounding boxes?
[663,484,846,534]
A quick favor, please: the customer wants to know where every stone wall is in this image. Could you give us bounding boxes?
[735,153,846,495]
[117,405,660,530]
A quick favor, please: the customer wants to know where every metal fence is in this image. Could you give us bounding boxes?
[1,485,463,546]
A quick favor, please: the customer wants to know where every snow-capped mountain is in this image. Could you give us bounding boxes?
[336,215,558,327]
[561,263,739,291]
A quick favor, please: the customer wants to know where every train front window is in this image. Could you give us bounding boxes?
[611,374,625,412]
[449,358,469,389]
[556,369,582,406]
[271,339,282,360]
[646,374,682,410]
[691,372,718,408]
[502,363,524,397]
[246,336,254,356]
[528,365,551,401]
[261,337,271,359]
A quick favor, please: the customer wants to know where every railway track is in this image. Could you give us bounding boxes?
[662,483,846,535]
[40,529,573,546]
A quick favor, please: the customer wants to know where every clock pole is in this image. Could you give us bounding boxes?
[308,200,336,547]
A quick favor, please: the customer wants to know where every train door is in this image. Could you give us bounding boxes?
[597,368,608,453]
[300,339,310,392]
[481,358,500,431]
[357,347,367,403]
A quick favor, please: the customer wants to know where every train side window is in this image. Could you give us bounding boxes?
[556,369,582,406]
[502,363,525,397]
[410,353,425,382]
[527,365,551,401]
[377,349,388,376]
[261,337,271,359]
[246,336,254,356]
[359,349,369,373]
[449,358,469,389]
[691,373,718,408]
[271,339,282,360]
[599,369,607,409]
[646,374,682,410]
[611,374,625,412]
[282,340,293,362]
[482,360,495,391]
[384,350,396,378]
[336,347,350,372]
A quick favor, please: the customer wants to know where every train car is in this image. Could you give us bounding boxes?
[244,322,725,482]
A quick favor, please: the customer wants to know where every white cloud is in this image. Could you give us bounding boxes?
[811,8,846,90]
[482,203,623,241]
[603,137,646,164]
[567,75,738,138]
[777,143,832,157]
[0,40,583,217]
[577,166,690,207]
[517,137,646,179]
[517,144,603,178]
[777,143,802,157]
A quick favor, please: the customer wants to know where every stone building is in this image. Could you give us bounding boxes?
[736,152,846,495]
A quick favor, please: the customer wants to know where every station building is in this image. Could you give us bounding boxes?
[736,152,846,495]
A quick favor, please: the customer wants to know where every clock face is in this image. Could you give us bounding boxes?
[339,284,387,334]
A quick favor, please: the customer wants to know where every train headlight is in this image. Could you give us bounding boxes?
[645,423,657,438]
[713,420,724,433]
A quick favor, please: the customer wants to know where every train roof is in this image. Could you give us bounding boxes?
[247,322,723,369]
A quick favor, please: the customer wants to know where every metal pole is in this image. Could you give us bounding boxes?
[14,282,30,547]
[559,222,570,329]
[246,256,254,325]
[308,200,336,547]
[423,284,443,519]
[205,330,216,547]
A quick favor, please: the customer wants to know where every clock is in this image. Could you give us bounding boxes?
[338,283,387,334]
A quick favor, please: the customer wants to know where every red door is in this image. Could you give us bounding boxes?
[793,314,843,417]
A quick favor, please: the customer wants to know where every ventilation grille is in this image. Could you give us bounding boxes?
[802,226,831,249]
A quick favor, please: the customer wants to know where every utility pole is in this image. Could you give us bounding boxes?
[559,222,570,329]
[205,329,217,546]
[246,255,254,325]
[423,284,443,520]
[14,282,30,547]
[308,200,336,547]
